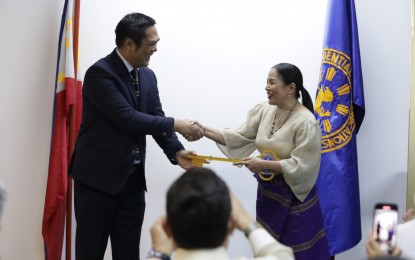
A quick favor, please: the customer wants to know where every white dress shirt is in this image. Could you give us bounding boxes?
[156,228,294,260]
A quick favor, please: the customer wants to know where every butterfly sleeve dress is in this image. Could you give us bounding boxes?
[217,102,330,260]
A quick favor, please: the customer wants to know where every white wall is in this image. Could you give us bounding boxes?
[345,0,412,258]
[0,0,65,259]
[0,0,411,259]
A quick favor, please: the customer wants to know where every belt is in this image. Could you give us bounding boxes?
[257,172,285,184]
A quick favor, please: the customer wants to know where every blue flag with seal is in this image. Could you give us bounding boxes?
[314,0,365,255]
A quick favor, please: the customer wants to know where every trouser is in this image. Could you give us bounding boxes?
[74,166,145,260]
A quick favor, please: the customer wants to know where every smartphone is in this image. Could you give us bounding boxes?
[372,203,398,254]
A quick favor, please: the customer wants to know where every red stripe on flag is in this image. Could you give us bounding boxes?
[42,78,78,260]
[42,91,68,260]
[75,79,83,139]
[66,77,76,107]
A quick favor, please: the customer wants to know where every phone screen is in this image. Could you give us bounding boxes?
[372,203,398,254]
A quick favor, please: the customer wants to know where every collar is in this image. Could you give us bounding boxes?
[115,48,139,74]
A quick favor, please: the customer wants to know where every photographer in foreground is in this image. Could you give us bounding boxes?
[147,167,294,260]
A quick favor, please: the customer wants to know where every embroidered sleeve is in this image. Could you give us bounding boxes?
[217,103,266,159]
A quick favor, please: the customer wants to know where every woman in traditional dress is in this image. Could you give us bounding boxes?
[194,63,330,259]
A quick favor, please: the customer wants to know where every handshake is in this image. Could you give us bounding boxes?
[174,119,204,142]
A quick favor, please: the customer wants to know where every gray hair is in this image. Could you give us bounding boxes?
[0,180,7,221]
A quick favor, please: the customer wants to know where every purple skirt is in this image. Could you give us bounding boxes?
[255,174,330,260]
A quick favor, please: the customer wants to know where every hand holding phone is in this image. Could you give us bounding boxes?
[372,203,398,254]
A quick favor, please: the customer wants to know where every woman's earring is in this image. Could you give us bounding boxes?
[288,94,291,97]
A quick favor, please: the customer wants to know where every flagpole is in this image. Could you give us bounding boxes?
[408,0,415,210]
[66,0,80,259]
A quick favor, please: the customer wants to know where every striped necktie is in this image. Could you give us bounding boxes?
[130,69,141,165]
[130,69,140,110]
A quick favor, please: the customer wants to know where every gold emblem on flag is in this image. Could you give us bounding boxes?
[315,48,356,153]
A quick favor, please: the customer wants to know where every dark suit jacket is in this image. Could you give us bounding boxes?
[70,49,184,195]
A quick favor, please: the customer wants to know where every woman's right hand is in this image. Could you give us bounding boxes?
[240,157,265,173]
[240,157,282,175]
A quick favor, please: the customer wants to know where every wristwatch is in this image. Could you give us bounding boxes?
[244,222,262,237]
[147,248,171,260]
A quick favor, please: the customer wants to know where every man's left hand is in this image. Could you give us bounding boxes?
[176,150,196,170]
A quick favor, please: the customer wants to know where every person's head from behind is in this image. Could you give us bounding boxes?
[267,63,314,113]
[115,12,159,68]
[166,167,231,249]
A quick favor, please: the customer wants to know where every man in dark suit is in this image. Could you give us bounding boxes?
[69,12,202,260]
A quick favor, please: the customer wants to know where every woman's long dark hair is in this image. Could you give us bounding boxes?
[272,63,314,113]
